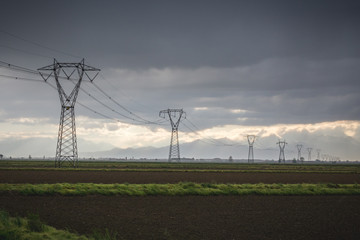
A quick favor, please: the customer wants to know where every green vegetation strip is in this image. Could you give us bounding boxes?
[0,210,85,240]
[1,160,359,173]
[0,210,117,240]
[1,183,359,196]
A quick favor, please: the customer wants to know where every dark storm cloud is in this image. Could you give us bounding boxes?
[1,0,360,127]
[99,55,360,127]
[1,0,360,68]
[1,0,360,160]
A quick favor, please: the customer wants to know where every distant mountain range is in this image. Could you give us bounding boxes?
[2,131,359,161]
[81,139,279,160]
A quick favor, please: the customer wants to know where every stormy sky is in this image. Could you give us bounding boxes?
[0,0,359,160]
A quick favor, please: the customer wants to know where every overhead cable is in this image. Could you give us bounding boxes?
[0,30,82,59]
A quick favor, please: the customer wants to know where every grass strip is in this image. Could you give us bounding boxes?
[0,210,118,240]
[1,182,359,196]
[1,160,359,173]
[0,210,88,240]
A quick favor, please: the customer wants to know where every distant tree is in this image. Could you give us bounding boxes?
[229,156,233,162]
[0,154,3,159]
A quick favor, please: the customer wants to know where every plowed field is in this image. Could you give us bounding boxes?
[1,169,359,239]
[1,170,359,184]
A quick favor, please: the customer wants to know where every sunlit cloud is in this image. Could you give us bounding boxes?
[194,107,209,111]
[181,120,360,144]
[230,109,248,114]
[6,117,51,125]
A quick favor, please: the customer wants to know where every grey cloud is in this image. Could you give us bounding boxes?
[1,0,359,159]
[1,1,360,69]
[94,56,360,128]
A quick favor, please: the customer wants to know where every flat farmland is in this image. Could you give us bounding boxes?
[1,162,359,239]
[0,169,360,184]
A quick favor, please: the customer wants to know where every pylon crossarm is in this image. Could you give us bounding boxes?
[85,71,99,82]
[39,71,53,82]
[62,68,76,79]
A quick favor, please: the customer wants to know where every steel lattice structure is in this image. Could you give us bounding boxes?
[39,59,100,167]
[316,149,321,160]
[296,144,303,163]
[159,109,186,162]
[276,140,287,163]
[307,147,313,161]
[247,135,256,163]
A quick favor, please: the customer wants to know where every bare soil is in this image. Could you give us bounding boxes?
[1,194,359,240]
[1,170,359,239]
[1,170,359,184]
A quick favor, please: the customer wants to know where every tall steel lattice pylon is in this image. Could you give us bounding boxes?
[159,109,186,162]
[247,135,256,163]
[307,147,313,161]
[277,140,287,163]
[39,59,100,168]
[296,144,303,163]
[316,149,321,160]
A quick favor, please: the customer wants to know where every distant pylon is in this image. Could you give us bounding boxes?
[277,140,287,163]
[247,135,256,163]
[307,147,313,161]
[316,149,321,160]
[296,144,303,162]
[159,109,186,162]
[39,59,100,168]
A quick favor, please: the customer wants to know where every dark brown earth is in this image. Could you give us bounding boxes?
[1,170,360,239]
[1,194,359,240]
[1,170,359,184]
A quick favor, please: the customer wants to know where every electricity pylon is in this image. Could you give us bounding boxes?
[247,135,256,163]
[159,109,186,162]
[39,59,100,168]
[307,147,313,161]
[277,140,287,163]
[296,144,303,163]
[316,149,321,160]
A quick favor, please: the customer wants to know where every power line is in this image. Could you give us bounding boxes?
[78,82,164,125]
[0,30,82,59]
[0,60,40,75]
[1,60,163,125]
[0,74,43,82]
[98,74,145,107]
[1,30,171,126]
[78,84,145,123]
[182,118,240,147]
[181,121,226,146]
[45,81,145,126]
[0,44,53,59]
[1,30,162,125]
[91,81,163,125]
[0,72,156,127]
[186,118,240,146]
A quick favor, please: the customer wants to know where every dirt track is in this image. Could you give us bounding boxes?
[1,170,360,239]
[1,170,359,184]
